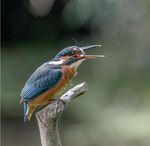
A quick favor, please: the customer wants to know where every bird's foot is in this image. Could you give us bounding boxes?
[46,99,66,105]
[47,99,57,104]
[41,99,57,108]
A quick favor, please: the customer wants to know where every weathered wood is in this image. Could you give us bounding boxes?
[36,82,88,146]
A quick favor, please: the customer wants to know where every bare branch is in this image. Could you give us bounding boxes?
[36,82,88,146]
[60,82,88,103]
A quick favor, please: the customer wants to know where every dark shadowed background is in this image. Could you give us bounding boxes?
[2,0,150,146]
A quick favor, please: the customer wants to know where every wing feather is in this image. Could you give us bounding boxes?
[20,63,62,102]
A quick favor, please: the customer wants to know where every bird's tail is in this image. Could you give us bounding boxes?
[24,102,35,122]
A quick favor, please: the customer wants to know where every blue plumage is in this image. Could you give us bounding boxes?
[54,46,78,60]
[20,44,102,121]
[24,103,28,122]
[20,62,62,101]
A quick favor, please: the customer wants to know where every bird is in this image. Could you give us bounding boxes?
[20,45,104,122]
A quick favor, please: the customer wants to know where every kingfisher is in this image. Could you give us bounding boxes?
[20,45,104,122]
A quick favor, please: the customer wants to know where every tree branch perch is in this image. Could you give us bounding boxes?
[36,82,88,146]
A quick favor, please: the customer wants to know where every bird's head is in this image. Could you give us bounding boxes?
[51,45,104,70]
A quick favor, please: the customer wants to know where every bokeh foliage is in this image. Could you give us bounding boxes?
[2,0,150,146]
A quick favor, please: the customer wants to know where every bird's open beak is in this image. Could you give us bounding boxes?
[80,44,102,50]
[79,45,105,59]
[79,54,104,59]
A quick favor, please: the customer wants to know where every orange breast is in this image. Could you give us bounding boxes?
[28,65,75,107]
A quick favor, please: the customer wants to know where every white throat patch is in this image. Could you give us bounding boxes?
[70,59,85,70]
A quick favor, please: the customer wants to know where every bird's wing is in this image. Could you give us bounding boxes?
[20,63,62,102]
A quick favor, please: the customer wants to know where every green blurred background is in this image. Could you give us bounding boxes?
[2,0,150,146]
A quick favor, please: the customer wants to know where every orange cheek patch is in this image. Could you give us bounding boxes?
[73,48,78,51]
[61,56,69,61]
